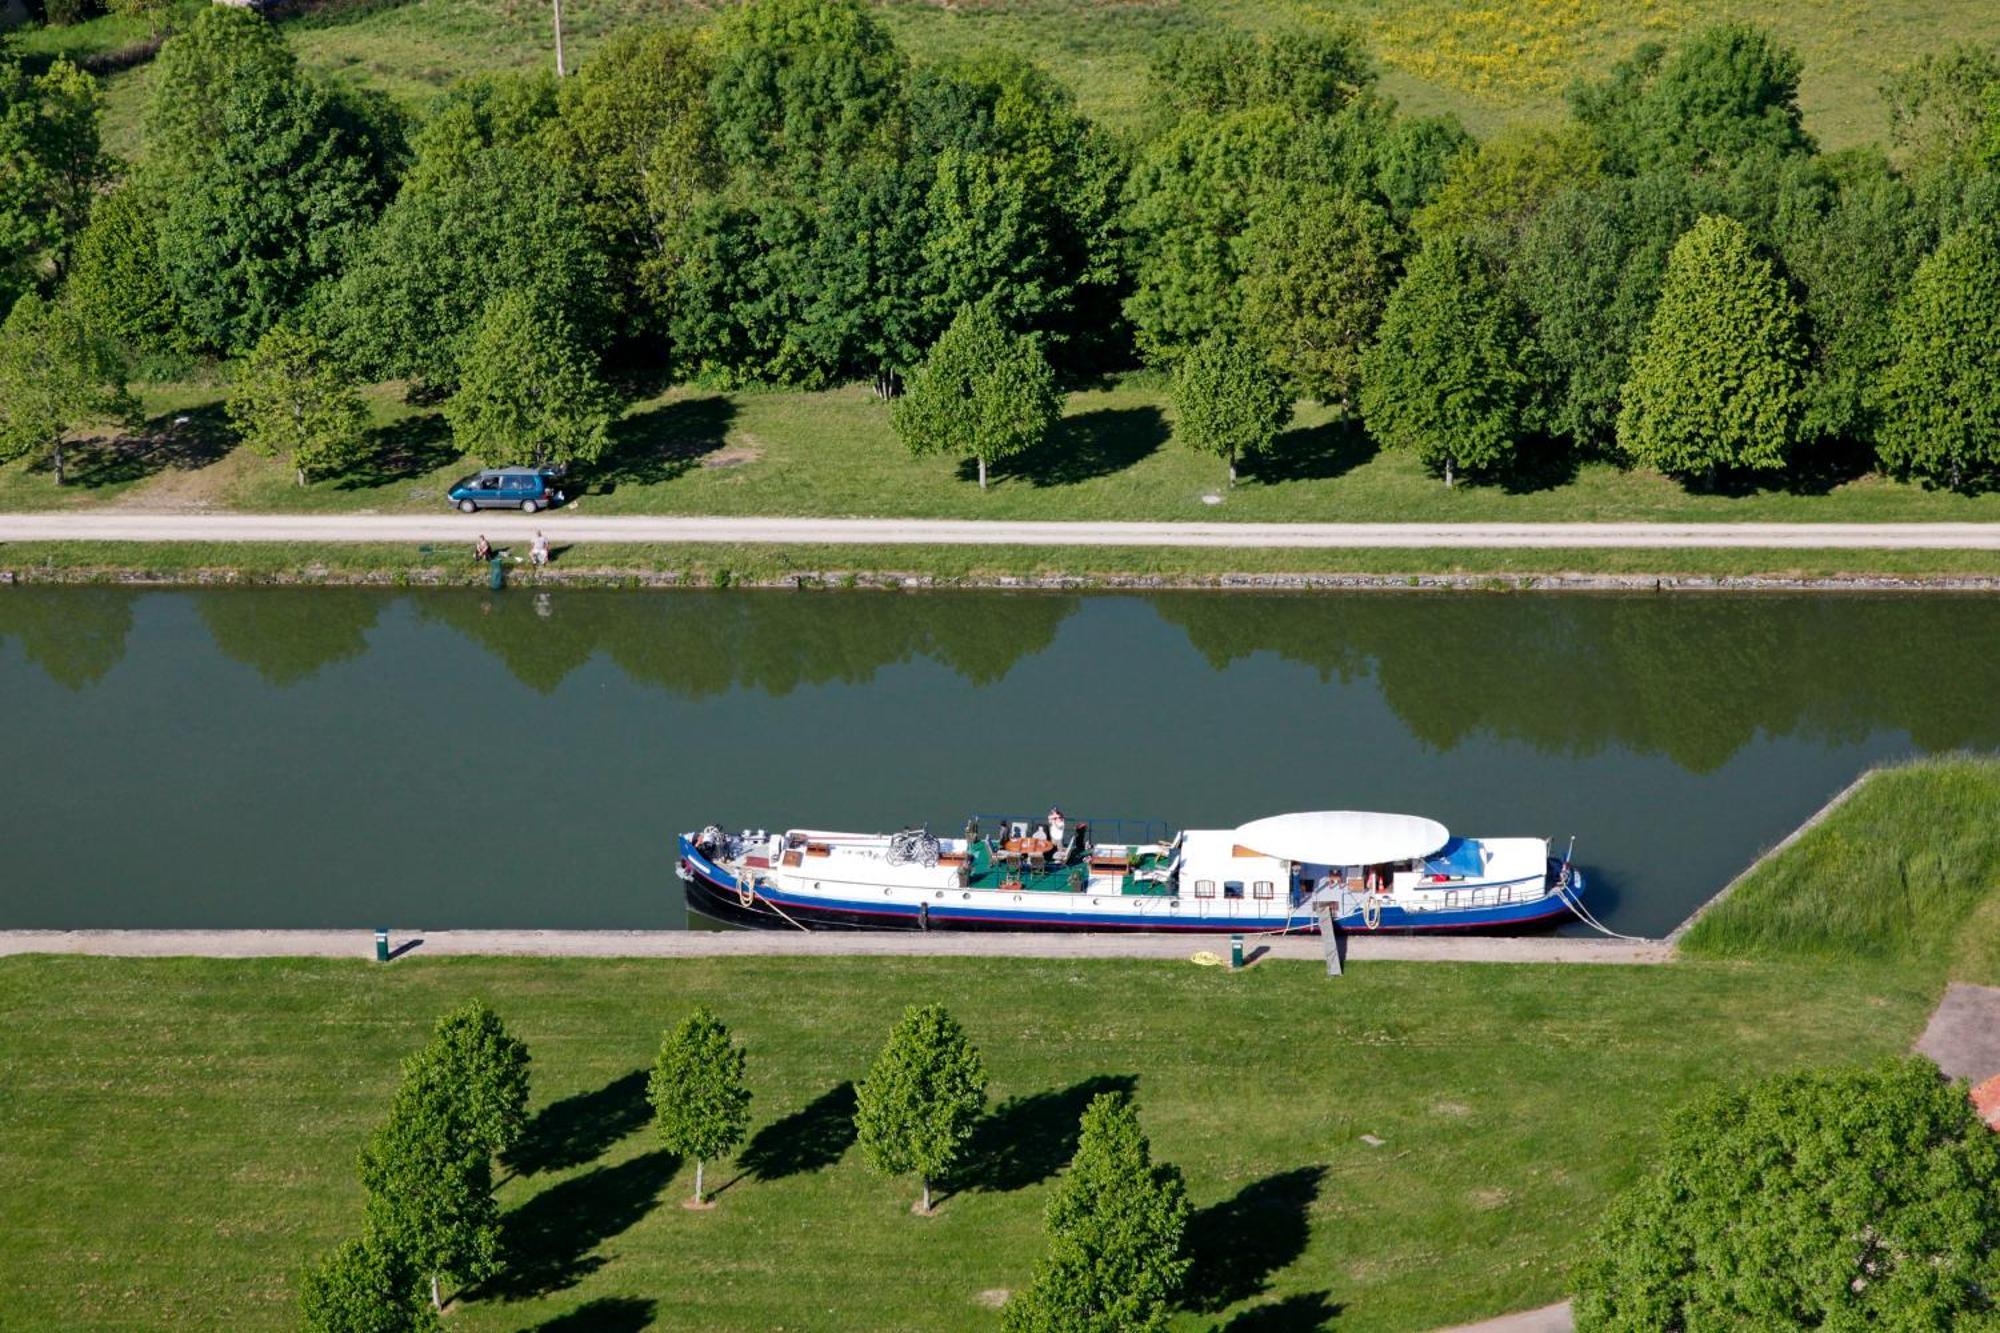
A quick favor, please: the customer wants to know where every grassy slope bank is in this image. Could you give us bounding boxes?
[0,954,1938,1332]
[9,540,2000,586]
[1681,754,2000,985]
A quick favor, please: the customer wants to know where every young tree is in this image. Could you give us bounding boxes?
[0,53,111,300]
[444,291,616,470]
[1617,214,1807,483]
[854,1003,987,1212]
[157,73,392,352]
[648,1006,752,1205]
[414,999,533,1163]
[1171,334,1292,484]
[1573,1058,2000,1329]
[0,292,135,486]
[359,1057,503,1313]
[1003,1092,1191,1333]
[1874,225,2000,488]
[298,1233,441,1333]
[890,304,1059,489]
[226,325,369,486]
[1240,188,1400,405]
[1360,237,1539,486]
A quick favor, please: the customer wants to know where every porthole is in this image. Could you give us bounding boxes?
[961,893,970,900]
[934,891,943,899]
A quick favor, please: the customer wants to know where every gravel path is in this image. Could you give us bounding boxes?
[0,928,1670,964]
[2,514,1999,549]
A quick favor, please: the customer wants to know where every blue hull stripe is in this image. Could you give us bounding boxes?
[679,838,1580,933]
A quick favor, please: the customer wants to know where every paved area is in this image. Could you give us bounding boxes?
[0,928,1671,964]
[1436,1301,1573,1332]
[2,514,1999,549]
[1914,983,2000,1082]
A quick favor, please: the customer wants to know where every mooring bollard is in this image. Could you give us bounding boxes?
[375,928,389,963]
[1229,933,1244,970]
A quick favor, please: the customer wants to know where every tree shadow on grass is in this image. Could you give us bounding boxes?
[54,401,235,489]
[1184,1166,1327,1313]
[1240,418,1375,486]
[739,1080,857,1182]
[503,1070,652,1180]
[977,406,1168,488]
[482,1149,679,1302]
[955,1074,1138,1195]
[596,396,738,490]
[1215,1290,1344,1330]
[335,412,464,491]
[523,1296,658,1332]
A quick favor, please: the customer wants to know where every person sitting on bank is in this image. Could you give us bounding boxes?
[530,532,550,567]
[474,534,491,563]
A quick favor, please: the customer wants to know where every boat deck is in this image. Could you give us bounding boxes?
[962,840,1175,896]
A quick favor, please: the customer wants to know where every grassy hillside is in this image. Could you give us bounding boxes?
[0,952,1937,1331]
[22,0,2000,158]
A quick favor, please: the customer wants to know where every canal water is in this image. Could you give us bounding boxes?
[4,587,1995,936]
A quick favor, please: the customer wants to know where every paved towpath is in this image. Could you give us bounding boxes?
[0,928,1670,964]
[1437,1302,1574,1332]
[2,514,1999,549]
[1914,983,2000,1082]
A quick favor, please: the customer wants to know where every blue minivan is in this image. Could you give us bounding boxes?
[446,466,565,514]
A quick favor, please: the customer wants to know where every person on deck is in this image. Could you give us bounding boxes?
[1048,808,1067,857]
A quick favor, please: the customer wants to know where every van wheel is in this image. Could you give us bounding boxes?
[520,498,539,514]
[458,499,477,513]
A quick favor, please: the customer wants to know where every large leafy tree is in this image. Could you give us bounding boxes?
[854,1003,987,1212]
[1240,186,1401,404]
[0,291,135,486]
[1617,214,1807,482]
[298,1233,441,1333]
[1511,170,1714,448]
[705,0,905,180]
[226,325,370,486]
[1874,225,2000,488]
[549,28,717,316]
[1769,150,1930,450]
[1412,124,1600,258]
[157,74,393,352]
[1360,237,1539,485]
[444,291,616,470]
[648,1006,752,1205]
[0,53,110,301]
[890,304,1059,490]
[1171,334,1292,484]
[1003,1092,1191,1333]
[62,187,181,360]
[1146,25,1375,123]
[1573,1058,2000,1329]
[337,142,610,386]
[140,5,297,176]
[1570,24,1813,175]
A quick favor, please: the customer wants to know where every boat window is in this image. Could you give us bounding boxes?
[1224,881,1244,900]
[1252,880,1274,899]
[1193,879,1216,898]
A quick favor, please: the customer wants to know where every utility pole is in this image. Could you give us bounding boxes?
[552,0,567,77]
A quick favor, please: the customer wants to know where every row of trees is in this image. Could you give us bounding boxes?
[5,10,2000,490]
[301,999,1192,1331]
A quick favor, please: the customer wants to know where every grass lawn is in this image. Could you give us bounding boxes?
[0,953,1945,1331]
[8,376,2000,538]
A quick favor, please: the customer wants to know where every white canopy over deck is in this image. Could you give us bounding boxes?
[1231,811,1449,866]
